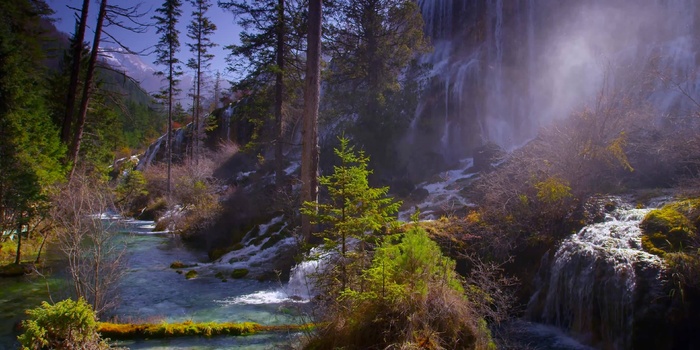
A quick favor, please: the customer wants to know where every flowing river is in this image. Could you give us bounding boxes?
[0,219,310,349]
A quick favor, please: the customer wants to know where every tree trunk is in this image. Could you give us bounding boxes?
[14,213,22,265]
[167,52,173,196]
[300,0,322,240]
[68,0,108,180]
[274,0,285,187]
[61,0,90,146]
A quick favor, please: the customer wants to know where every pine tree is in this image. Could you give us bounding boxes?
[186,0,217,163]
[302,136,401,289]
[0,0,65,263]
[325,0,429,173]
[153,0,183,196]
[219,0,306,186]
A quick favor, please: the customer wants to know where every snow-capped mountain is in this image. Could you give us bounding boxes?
[99,46,193,100]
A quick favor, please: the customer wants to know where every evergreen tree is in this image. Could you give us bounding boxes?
[0,0,65,263]
[153,0,183,196]
[325,0,429,173]
[302,136,401,290]
[219,0,306,185]
[186,0,217,163]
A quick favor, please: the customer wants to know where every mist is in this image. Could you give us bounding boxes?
[410,0,699,168]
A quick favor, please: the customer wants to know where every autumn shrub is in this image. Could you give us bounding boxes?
[18,298,110,350]
[144,157,222,236]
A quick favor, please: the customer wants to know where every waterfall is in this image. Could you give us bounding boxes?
[222,104,234,142]
[527,207,665,349]
[412,0,700,168]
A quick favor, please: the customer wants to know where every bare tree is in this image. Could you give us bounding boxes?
[51,173,127,316]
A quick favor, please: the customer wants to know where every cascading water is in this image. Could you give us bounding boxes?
[410,0,700,169]
[526,206,665,349]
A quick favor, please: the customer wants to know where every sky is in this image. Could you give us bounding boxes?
[48,0,243,80]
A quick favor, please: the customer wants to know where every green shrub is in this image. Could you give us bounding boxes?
[18,298,109,350]
[305,227,494,349]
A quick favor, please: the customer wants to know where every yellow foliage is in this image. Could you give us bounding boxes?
[534,177,572,204]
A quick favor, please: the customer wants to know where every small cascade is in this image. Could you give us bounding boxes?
[219,247,325,306]
[221,104,234,142]
[216,215,295,271]
[400,158,476,220]
[527,206,665,349]
[285,252,323,300]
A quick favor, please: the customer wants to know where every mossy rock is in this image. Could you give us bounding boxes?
[170,261,186,269]
[231,269,249,279]
[154,220,169,232]
[209,247,229,261]
[640,202,698,256]
[139,198,168,221]
[185,270,198,279]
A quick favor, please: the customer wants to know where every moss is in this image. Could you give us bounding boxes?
[640,200,698,256]
[139,197,168,221]
[231,268,249,279]
[170,261,195,269]
[98,320,313,339]
[185,270,198,279]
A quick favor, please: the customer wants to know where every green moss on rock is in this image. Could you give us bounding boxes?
[185,270,198,279]
[640,200,700,256]
[231,269,249,279]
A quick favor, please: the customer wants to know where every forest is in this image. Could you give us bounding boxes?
[3,0,700,349]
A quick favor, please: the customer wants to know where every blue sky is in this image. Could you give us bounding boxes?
[48,0,243,79]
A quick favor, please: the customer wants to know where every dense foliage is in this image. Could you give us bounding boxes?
[324,0,429,175]
[18,298,109,350]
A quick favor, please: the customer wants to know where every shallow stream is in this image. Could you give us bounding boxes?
[0,219,310,349]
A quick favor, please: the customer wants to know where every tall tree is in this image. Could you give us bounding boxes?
[68,0,108,180]
[60,0,90,146]
[153,0,183,196]
[325,0,428,173]
[186,0,217,163]
[300,0,322,240]
[219,0,306,187]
